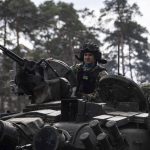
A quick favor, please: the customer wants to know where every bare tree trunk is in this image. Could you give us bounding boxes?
[16,30,20,47]
[117,38,120,75]
[3,17,7,46]
[128,43,133,79]
[16,18,20,47]
[116,1,126,76]
[118,32,125,75]
[120,32,125,76]
[1,16,6,110]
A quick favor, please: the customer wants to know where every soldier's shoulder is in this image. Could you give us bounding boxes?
[93,65,108,79]
[71,63,82,71]
[94,64,106,72]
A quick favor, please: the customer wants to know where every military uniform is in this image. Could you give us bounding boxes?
[72,63,108,102]
[72,42,108,102]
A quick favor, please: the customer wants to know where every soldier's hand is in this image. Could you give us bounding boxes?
[82,93,95,102]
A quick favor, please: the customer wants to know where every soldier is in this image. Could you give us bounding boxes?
[72,42,108,102]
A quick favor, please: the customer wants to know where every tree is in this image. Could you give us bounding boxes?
[7,0,37,47]
[30,0,58,58]
[99,0,149,81]
[134,42,150,82]
[0,0,13,46]
[32,1,100,65]
[123,21,148,79]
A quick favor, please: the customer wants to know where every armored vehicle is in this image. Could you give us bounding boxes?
[0,45,150,150]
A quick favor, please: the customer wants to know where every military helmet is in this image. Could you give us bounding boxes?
[76,42,107,64]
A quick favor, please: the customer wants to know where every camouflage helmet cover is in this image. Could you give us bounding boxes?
[76,42,107,64]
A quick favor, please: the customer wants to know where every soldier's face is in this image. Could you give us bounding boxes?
[84,52,95,64]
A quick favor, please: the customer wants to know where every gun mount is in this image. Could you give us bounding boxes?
[0,45,75,103]
[0,45,150,150]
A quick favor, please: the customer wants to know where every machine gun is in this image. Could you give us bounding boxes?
[0,45,27,66]
[0,45,72,103]
[0,45,59,73]
[0,45,45,95]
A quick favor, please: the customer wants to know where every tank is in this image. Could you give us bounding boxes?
[0,45,150,150]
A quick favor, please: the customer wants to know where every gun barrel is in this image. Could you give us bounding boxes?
[0,45,24,66]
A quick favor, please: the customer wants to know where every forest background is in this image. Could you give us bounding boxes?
[0,0,150,112]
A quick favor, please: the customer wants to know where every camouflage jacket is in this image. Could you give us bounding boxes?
[71,63,108,102]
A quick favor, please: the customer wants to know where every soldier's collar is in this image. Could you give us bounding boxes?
[83,63,95,71]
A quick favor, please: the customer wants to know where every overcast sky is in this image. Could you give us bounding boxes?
[31,0,150,40]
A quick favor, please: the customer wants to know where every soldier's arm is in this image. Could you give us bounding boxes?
[71,64,81,74]
[98,70,108,79]
[85,70,108,102]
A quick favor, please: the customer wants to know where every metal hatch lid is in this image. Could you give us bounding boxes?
[98,75,148,111]
[46,58,76,87]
